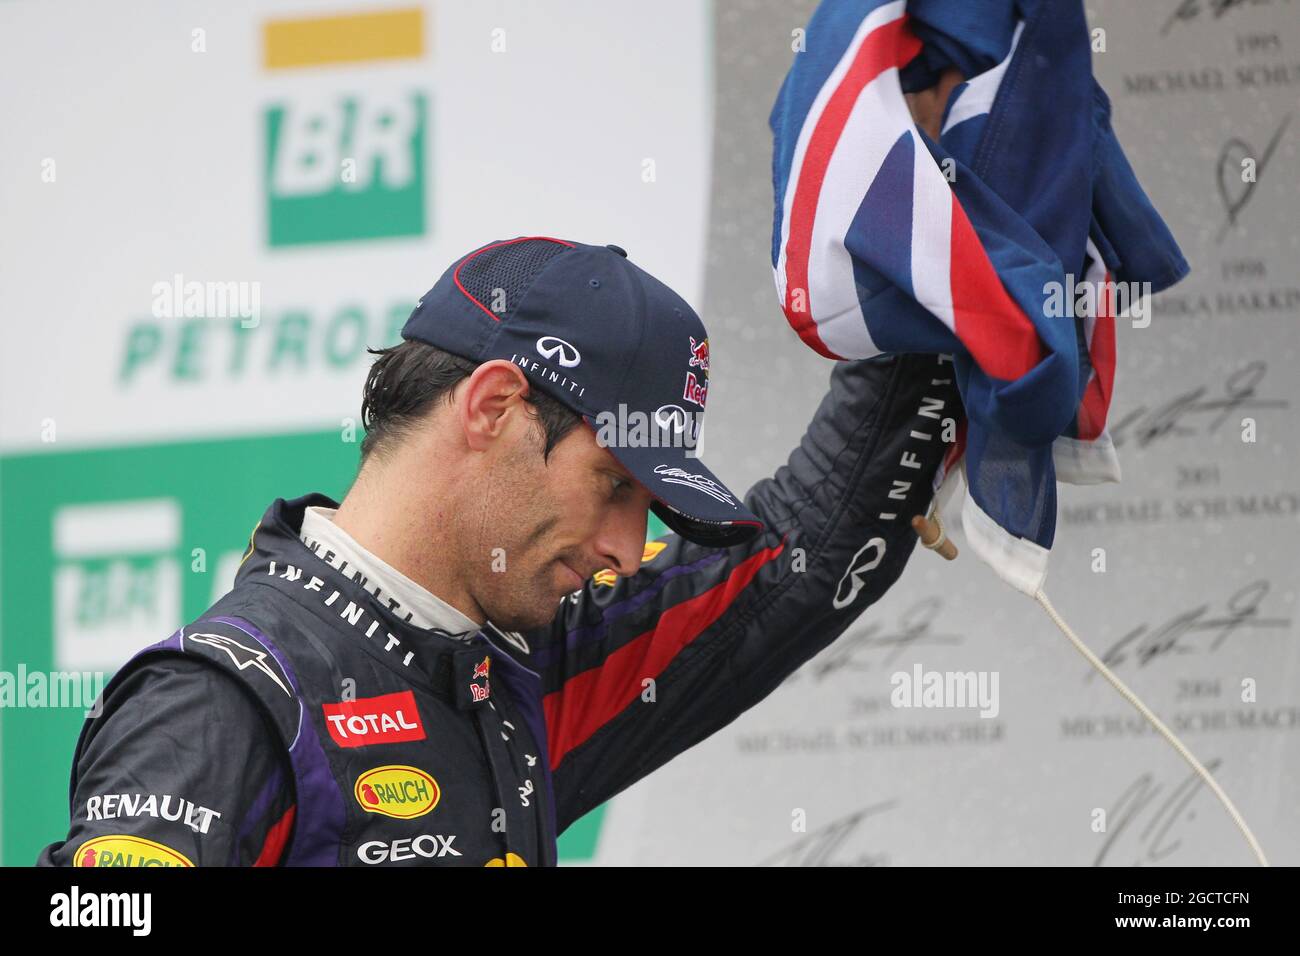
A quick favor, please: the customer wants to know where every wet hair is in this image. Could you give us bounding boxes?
[358,340,582,465]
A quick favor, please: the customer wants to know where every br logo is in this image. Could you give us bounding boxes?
[265,92,427,246]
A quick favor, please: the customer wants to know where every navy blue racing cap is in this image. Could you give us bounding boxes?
[401,236,763,547]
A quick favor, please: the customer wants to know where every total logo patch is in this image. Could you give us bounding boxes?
[322,690,425,748]
[484,853,528,867]
[73,835,194,868]
[354,765,441,819]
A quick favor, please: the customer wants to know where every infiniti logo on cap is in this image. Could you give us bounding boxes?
[654,404,690,433]
[536,336,581,368]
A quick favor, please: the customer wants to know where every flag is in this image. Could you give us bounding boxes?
[770,0,1188,594]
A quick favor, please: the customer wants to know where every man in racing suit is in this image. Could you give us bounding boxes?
[38,237,959,867]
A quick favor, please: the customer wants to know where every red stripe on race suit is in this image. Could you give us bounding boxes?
[544,538,787,770]
[253,805,296,867]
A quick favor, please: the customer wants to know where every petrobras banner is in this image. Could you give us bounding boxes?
[0,0,709,866]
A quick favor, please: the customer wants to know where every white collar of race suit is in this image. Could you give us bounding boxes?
[298,505,482,637]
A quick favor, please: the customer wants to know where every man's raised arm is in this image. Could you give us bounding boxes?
[528,353,960,833]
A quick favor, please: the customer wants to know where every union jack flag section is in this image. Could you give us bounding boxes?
[770,0,1188,594]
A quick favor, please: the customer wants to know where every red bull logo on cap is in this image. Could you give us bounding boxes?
[689,336,710,373]
[682,371,707,408]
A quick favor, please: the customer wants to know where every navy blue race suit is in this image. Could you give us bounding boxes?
[37,353,959,867]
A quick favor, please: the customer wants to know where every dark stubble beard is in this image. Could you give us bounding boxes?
[472,514,570,633]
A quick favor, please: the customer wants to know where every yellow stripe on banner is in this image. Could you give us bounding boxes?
[264,8,425,69]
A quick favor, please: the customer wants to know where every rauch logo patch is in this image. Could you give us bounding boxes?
[73,835,194,868]
[354,765,441,818]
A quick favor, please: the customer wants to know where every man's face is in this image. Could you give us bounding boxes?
[459,403,655,633]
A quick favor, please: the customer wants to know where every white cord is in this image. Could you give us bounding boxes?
[1033,587,1269,867]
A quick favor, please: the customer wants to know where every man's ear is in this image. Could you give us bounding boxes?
[458,361,531,452]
